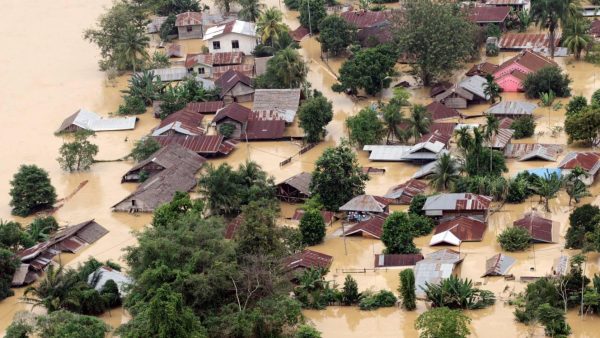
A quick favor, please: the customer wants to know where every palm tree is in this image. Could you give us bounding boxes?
[406,104,431,143]
[563,17,592,60]
[455,127,473,155]
[518,9,532,32]
[22,265,82,312]
[239,0,263,22]
[483,75,502,104]
[270,47,308,88]
[257,8,289,46]
[564,166,590,205]
[429,154,459,191]
[197,164,242,216]
[530,172,562,212]
[123,70,163,105]
[530,0,569,57]
[116,25,150,72]
[484,115,500,172]
[382,103,405,144]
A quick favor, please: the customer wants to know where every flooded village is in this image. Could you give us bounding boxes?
[4,0,600,337]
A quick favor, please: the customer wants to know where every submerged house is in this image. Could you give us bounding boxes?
[493,50,557,92]
[384,179,427,205]
[113,155,204,213]
[184,101,225,114]
[498,33,560,51]
[215,69,255,103]
[482,253,516,277]
[485,128,515,150]
[513,212,559,243]
[467,6,510,28]
[176,12,204,39]
[213,103,286,140]
[414,249,464,298]
[430,216,487,246]
[374,254,424,268]
[185,52,244,78]
[340,10,390,30]
[151,109,205,136]
[203,20,257,54]
[339,195,392,221]
[153,134,237,157]
[212,103,253,139]
[276,172,312,203]
[418,123,457,147]
[13,220,109,286]
[485,101,538,118]
[425,102,463,122]
[121,143,206,183]
[344,214,388,239]
[57,109,137,133]
[88,266,133,295]
[504,143,563,161]
[363,141,447,163]
[435,76,489,109]
[283,249,333,275]
[422,193,492,221]
[558,152,600,185]
[252,89,302,124]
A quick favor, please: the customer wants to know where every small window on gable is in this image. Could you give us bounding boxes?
[198,67,205,74]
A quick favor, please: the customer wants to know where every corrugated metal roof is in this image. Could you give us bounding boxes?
[385,179,427,204]
[203,20,256,40]
[459,75,489,100]
[483,253,516,277]
[215,69,254,95]
[185,52,244,68]
[494,50,557,75]
[363,142,447,162]
[418,123,457,146]
[153,135,236,156]
[253,89,301,123]
[374,254,424,268]
[345,214,388,238]
[423,193,492,212]
[185,101,224,114]
[245,119,286,140]
[486,0,525,4]
[278,172,312,196]
[167,44,183,58]
[176,12,202,27]
[88,266,132,295]
[146,67,189,82]
[147,16,167,33]
[412,160,439,179]
[291,209,335,224]
[425,102,462,121]
[499,33,559,49]
[468,6,510,23]
[152,109,205,136]
[558,152,600,175]
[340,10,390,29]
[291,26,310,42]
[283,249,333,271]
[123,143,206,181]
[430,230,462,246]
[514,212,557,243]
[213,103,252,124]
[504,143,562,161]
[415,249,464,297]
[485,101,538,116]
[434,216,486,242]
[357,24,393,47]
[466,62,499,77]
[339,195,392,213]
[254,56,273,76]
[57,109,137,133]
[485,128,514,149]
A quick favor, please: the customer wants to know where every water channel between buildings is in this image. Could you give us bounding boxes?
[2,0,600,336]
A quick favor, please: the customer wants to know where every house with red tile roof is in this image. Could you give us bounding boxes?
[493,50,557,92]
[176,12,203,39]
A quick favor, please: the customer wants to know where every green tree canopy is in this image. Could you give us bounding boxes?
[130,137,161,162]
[565,204,600,249]
[399,269,416,310]
[256,47,308,89]
[298,93,334,143]
[299,209,326,246]
[310,142,369,210]
[35,310,110,338]
[395,0,476,85]
[415,307,471,338]
[57,132,99,172]
[332,44,397,95]
[497,227,532,252]
[381,212,420,254]
[346,106,385,147]
[9,165,57,217]
[523,66,572,99]
[565,106,600,146]
[299,0,326,33]
[511,115,536,139]
[318,15,356,56]
[0,248,18,301]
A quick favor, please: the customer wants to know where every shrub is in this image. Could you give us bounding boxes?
[510,115,536,139]
[295,324,322,338]
[130,138,161,162]
[523,66,571,99]
[485,24,501,38]
[116,94,146,115]
[566,95,588,116]
[497,227,532,252]
[218,123,236,138]
[381,212,420,254]
[592,88,600,106]
[358,290,397,310]
[486,43,499,57]
[415,307,471,338]
[409,214,435,237]
[506,178,529,203]
[423,275,495,310]
[299,209,326,246]
[341,275,360,305]
[399,269,416,310]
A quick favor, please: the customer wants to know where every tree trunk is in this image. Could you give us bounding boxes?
[549,29,556,58]
[544,197,550,212]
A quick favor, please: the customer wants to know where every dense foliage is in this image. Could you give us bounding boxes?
[342,275,360,306]
[9,165,57,217]
[565,204,600,249]
[298,92,333,143]
[506,172,535,203]
[523,66,572,99]
[497,227,532,252]
[394,0,477,85]
[346,106,385,147]
[318,15,356,56]
[5,310,110,338]
[299,0,326,33]
[255,48,308,89]
[408,195,427,216]
[565,105,600,146]
[399,269,416,310]
[0,248,18,301]
[332,45,397,95]
[299,209,326,245]
[130,137,161,162]
[381,212,434,254]
[452,175,508,201]
[310,143,369,211]
[422,275,495,310]
[510,115,536,139]
[358,290,397,310]
[57,132,99,172]
[415,307,471,338]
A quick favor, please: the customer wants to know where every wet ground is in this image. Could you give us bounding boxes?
[2,0,600,336]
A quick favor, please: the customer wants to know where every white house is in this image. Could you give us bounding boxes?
[203,20,257,54]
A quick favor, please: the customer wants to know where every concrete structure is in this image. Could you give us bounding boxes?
[176,12,203,39]
[203,20,257,54]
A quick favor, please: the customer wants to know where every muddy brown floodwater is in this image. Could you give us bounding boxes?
[2,0,600,336]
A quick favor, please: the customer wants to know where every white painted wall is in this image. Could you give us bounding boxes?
[206,33,256,54]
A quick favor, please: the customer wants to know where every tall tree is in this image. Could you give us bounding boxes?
[483,74,501,104]
[406,104,431,143]
[299,0,326,33]
[563,17,592,60]
[346,106,385,147]
[381,212,420,254]
[299,209,326,245]
[399,269,416,310]
[484,115,500,172]
[564,166,589,205]
[530,172,563,212]
[318,15,356,56]
[565,204,600,249]
[310,142,369,211]
[565,106,600,146]
[395,0,476,85]
[332,44,397,96]
[239,0,263,22]
[382,102,406,144]
[0,249,18,301]
[256,47,308,89]
[298,93,333,143]
[57,132,99,172]
[530,0,569,58]
[256,8,288,46]
[429,154,459,191]
[9,165,57,217]
[115,24,150,72]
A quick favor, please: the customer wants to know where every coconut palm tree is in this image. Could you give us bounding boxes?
[197,163,242,216]
[530,0,569,57]
[564,166,590,205]
[484,115,500,172]
[455,127,473,156]
[429,154,459,191]
[406,104,431,143]
[530,172,563,212]
[257,8,289,46]
[270,47,308,88]
[116,25,150,72]
[518,9,532,32]
[483,75,502,104]
[382,103,405,144]
[22,265,82,312]
[563,17,593,60]
[123,70,164,106]
[239,0,263,22]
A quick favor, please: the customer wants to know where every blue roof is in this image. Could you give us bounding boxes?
[520,168,562,177]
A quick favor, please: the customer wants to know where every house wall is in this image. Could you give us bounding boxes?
[113,197,153,213]
[561,169,596,186]
[207,33,256,54]
[224,83,255,103]
[216,117,243,138]
[190,63,213,78]
[177,24,203,40]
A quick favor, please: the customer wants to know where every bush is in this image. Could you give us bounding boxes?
[284,0,300,9]
[506,178,529,203]
[381,212,420,254]
[116,94,147,115]
[485,24,501,38]
[566,95,588,116]
[592,89,600,106]
[399,269,416,310]
[408,195,427,216]
[497,227,532,252]
[295,324,322,338]
[218,123,236,138]
[486,43,499,57]
[511,115,536,139]
[27,216,59,242]
[523,66,571,99]
[423,275,495,310]
[9,165,57,217]
[341,275,360,305]
[409,214,435,237]
[358,290,397,310]
[299,209,326,245]
[130,137,161,162]
[565,204,600,249]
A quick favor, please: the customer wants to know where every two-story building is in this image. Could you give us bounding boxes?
[203,20,257,54]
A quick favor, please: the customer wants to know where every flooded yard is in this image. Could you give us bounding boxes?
[2,0,600,336]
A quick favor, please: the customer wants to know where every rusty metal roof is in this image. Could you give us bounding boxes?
[499,33,560,49]
[153,109,205,136]
[485,128,514,149]
[485,101,538,116]
[495,50,557,75]
[185,52,244,68]
[167,44,183,58]
[175,11,202,27]
[213,103,252,124]
[291,26,310,42]
[278,172,312,196]
[592,20,600,37]
[468,6,510,23]
[486,0,525,5]
[483,253,516,277]
[434,216,487,242]
[215,69,254,94]
[504,143,563,161]
[291,209,335,224]
[153,135,236,156]
[424,193,492,211]
[374,254,424,267]
[357,24,393,47]
[513,212,556,243]
[124,143,206,181]
[345,214,388,239]
[339,195,392,213]
[466,62,499,77]
[340,10,390,29]
[385,179,427,204]
[425,102,462,121]
[185,101,224,114]
[245,119,286,140]
[558,152,600,175]
[418,123,457,146]
[283,249,333,271]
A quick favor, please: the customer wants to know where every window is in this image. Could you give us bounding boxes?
[198,67,205,74]
[213,41,221,50]
[186,26,193,32]
[231,40,239,49]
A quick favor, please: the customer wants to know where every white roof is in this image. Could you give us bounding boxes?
[62,109,136,132]
[151,121,200,136]
[195,76,216,89]
[458,75,489,100]
[363,141,446,161]
[203,20,256,40]
[429,230,462,246]
[88,266,133,295]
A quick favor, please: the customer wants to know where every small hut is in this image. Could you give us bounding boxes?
[513,212,558,243]
[276,172,312,203]
[283,249,333,277]
[384,179,427,205]
[482,253,516,277]
[344,214,388,239]
[339,195,392,222]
